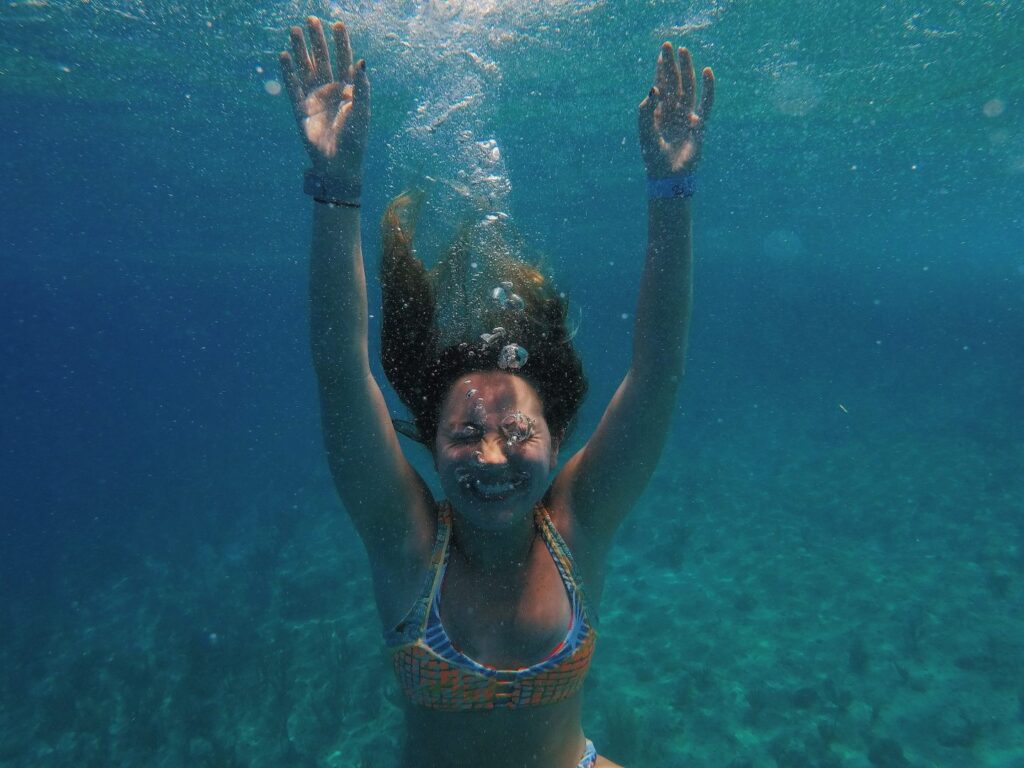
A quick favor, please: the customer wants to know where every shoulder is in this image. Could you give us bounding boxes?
[366,496,441,630]
[544,478,618,562]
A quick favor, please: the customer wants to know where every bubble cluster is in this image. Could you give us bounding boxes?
[480,326,506,345]
[500,411,535,446]
[490,280,524,312]
[982,98,1005,118]
[771,70,823,117]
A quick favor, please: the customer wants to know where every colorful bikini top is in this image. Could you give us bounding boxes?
[384,502,598,711]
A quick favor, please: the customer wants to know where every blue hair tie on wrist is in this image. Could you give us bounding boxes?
[647,173,696,199]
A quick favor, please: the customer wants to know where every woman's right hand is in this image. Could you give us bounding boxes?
[279,16,370,185]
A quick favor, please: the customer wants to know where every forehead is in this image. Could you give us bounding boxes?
[440,372,543,421]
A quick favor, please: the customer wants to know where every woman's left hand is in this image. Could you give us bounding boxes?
[279,17,369,186]
[638,42,715,178]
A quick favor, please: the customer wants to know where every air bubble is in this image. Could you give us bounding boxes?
[472,398,487,421]
[498,344,528,370]
[500,411,535,445]
[490,283,523,311]
[982,98,1005,118]
[480,327,506,345]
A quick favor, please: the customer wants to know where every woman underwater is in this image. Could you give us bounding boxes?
[279,16,714,768]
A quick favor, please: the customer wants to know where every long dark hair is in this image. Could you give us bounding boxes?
[380,192,586,447]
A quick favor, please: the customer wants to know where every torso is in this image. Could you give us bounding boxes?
[437,530,572,666]
[373,493,609,647]
[367,493,614,768]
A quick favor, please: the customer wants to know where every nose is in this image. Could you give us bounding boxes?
[475,434,508,466]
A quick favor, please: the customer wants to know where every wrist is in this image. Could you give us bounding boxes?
[646,172,696,200]
[304,168,362,207]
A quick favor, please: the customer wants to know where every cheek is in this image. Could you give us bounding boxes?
[435,448,468,475]
[528,443,556,473]
[434,451,452,473]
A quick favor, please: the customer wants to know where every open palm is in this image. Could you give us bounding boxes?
[639,42,715,178]
[279,17,370,181]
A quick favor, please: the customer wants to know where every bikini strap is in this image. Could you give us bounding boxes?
[534,505,599,629]
[390,502,452,641]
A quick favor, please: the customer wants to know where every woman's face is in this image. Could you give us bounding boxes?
[434,371,558,530]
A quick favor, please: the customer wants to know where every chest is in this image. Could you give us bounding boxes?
[374,505,607,664]
[437,541,573,669]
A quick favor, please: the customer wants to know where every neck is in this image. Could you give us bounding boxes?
[448,506,539,594]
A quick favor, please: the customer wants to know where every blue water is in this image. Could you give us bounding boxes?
[2,1,1022,766]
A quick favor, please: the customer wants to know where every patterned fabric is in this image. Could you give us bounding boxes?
[384,502,598,711]
[577,738,598,768]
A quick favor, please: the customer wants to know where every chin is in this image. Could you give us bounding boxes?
[451,485,538,525]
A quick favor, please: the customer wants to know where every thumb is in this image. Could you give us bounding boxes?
[351,59,370,120]
[638,86,659,148]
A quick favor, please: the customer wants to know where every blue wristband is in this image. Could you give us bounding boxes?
[647,174,696,200]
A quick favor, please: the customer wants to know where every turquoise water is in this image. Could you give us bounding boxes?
[2,1,1023,766]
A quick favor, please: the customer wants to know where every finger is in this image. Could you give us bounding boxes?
[335,61,371,148]
[655,41,681,101]
[698,66,715,123]
[336,59,370,137]
[279,51,306,118]
[679,47,696,113]
[280,51,315,153]
[289,26,314,89]
[332,22,353,82]
[307,16,334,85]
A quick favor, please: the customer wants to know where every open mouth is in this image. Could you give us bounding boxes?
[457,472,528,501]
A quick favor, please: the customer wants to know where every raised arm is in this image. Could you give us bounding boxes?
[554,42,715,541]
[280,18,431,551]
